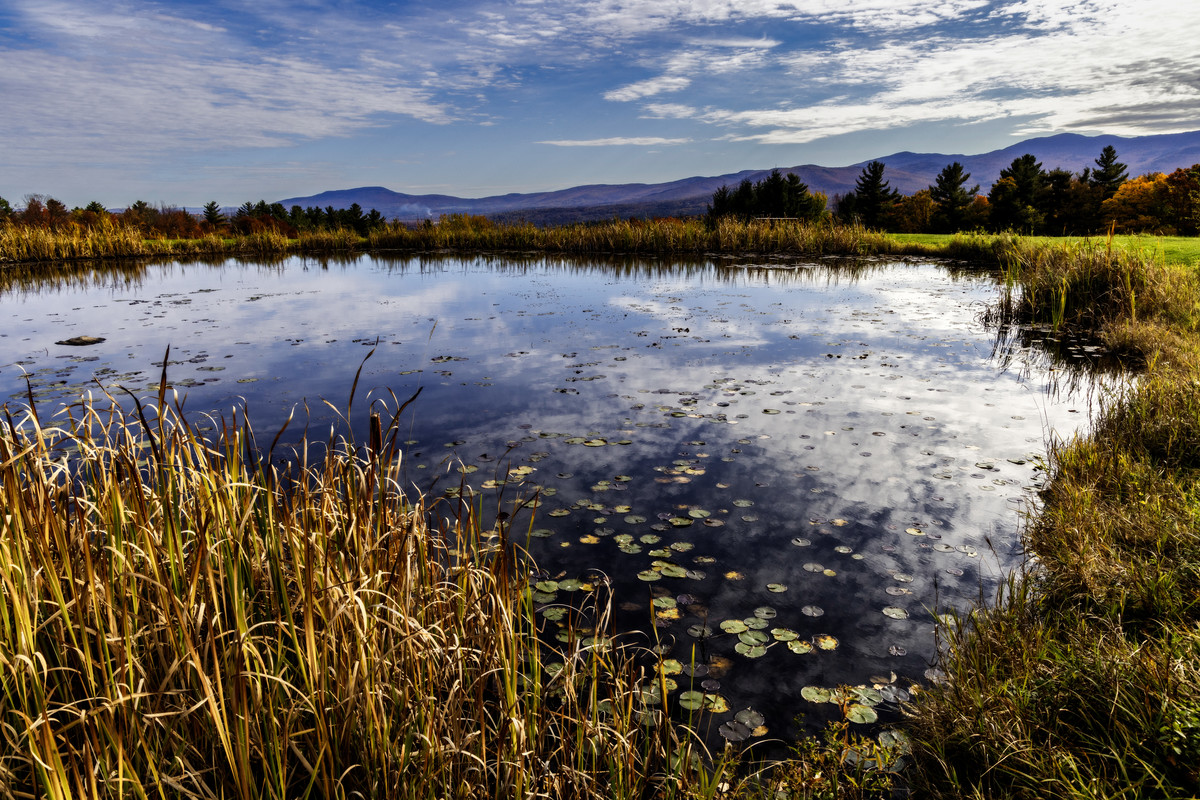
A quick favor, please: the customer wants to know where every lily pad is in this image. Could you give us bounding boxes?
[853,687,884,706]
[636,570,661,582]
[801,686,832,703]
[734,642,768,658]
[801,605,824,617]
[720,619,749,634]
[735,709,765,728]
[846,704,878,724]
[814,634,839,651]
[658,658,684,674]
[704,693,730,713]
[737,630,770,646]
[788,640,814,654]
[766,583,787,593]
[882,606,909,620]
[678,690,706,710]
[718,720,752,742]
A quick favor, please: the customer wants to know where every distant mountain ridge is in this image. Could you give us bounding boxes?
[278,130,1200,224]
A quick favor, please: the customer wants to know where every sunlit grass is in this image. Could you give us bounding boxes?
[908,237,1200,799]
[0,366,907,798]
[0,380,698,797]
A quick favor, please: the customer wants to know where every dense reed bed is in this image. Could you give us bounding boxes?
[0,373,906,798]
[0,215,1015,265]
[0,384,694,798]
[908,240,1200,799]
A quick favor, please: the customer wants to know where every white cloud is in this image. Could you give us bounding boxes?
[0,1,454,164]
[680,0,1200,143]
[536,137,693,147]
[604,76,693,102]
[641,103,700,119]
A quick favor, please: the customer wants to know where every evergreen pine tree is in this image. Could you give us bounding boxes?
[849,161,899,229]
[1090,145,1129,199]
[928,162,979,232]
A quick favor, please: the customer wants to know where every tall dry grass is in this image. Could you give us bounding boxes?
[0,375,730,798]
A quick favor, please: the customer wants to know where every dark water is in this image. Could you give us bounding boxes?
[1,253,1104,742]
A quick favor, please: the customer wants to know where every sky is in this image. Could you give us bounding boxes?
[1,0,1197,208]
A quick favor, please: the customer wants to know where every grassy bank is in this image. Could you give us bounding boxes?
[890,232,1200,270]
[907,239,1200,798]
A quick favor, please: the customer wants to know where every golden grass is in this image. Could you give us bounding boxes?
[0,364,909,798]
[0,378,720,798]
[0,216,1027,266]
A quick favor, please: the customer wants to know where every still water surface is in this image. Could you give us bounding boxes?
[2,253,1102,739]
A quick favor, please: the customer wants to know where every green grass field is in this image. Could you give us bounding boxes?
[888,232,1200,268]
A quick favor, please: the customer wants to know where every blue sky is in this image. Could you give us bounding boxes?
[2,0,1196,207]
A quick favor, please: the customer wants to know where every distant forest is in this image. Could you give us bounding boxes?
[2,146,1198,236]
[707,147,1200,236]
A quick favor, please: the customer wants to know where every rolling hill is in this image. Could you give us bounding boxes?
[278,130,1200,224]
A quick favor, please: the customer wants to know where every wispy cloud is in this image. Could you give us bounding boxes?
[2,0,1196,204]
[640,0,1200,144]
[604,76,692,102]
[0,0,453,165]
[536,137,693,147]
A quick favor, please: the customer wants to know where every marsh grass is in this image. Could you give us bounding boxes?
[0,378,723,798]
[0,218,150,262]
[909,237,1200,799]
[0,367,904,798]
[985,237,1200,368]
[0,215,1035,266]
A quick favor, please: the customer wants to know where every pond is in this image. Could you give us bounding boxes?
[1,253,1105,743]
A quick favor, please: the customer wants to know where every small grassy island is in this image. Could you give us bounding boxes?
[2,216,1199,798]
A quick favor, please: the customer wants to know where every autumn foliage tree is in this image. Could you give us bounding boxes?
[1163,165,1200,235]
[1100,173,1172,233]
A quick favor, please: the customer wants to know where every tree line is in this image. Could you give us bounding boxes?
[3,145,1198,238]
[0,196,393,238]
[706,146,1200,236]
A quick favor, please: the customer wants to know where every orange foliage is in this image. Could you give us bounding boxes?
[1101,173,1172,233]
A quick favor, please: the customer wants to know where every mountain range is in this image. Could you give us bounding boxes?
[279,130,1200,225]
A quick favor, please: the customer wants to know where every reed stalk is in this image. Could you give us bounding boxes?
[0,386,736,798]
